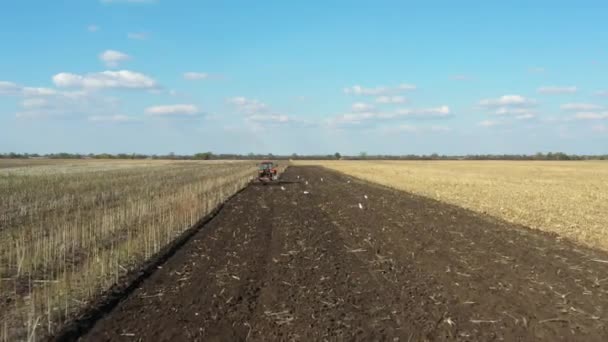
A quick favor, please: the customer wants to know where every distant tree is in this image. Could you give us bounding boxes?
[194,152,213,160]
[334,152,341,160]
[359,152,367,159]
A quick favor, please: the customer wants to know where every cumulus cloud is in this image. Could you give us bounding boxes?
[22,87,58,96]
[376,95,406,104]
[479,95,537,108]
[1,81,86,99]
[145,104,200,117]
[2,77,128,120]
[99,50,131,67]
[344,83,416,96]
[228,97,269,115]
[53,70,157,89]
[183,72,209,80]
[537,86,577,94]
[329,106,451,126]
[561,103,603,111]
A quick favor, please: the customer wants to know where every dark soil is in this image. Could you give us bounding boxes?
[74,166,608,341]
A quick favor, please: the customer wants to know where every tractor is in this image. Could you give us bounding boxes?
[258,161,278,182]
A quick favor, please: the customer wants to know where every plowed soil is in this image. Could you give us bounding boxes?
[77,166,608,341]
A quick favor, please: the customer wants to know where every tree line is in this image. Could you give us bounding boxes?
[1,152,607,160]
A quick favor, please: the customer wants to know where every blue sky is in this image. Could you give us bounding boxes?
[1,0,607,155]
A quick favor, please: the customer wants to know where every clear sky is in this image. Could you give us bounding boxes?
[1,0,607,155]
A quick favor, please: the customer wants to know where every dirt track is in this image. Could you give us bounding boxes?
[79,166,608,341]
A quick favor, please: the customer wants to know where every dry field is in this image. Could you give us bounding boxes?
[295,160,608,251]
[0,159,257,341]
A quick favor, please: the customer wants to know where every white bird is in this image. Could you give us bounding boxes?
[297,175,300,179]
[303,191,310,195]
[358,203,363,209]
[347,180,351,184]
[364,195,368,200]
[320,177,324,182]
[281,186,286,191]
[305,181,309,185]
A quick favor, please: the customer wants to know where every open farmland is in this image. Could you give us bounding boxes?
[75,166,608,341]
[3,162,608,341]
[296,160,608,252]
[0,159,257,341]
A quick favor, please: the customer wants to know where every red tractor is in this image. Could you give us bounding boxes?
[258,161,278,182]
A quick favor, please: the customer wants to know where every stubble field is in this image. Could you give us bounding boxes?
[0,159,257,341]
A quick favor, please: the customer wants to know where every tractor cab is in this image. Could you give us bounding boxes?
[258,161,278,181]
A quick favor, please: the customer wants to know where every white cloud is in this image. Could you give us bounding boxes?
[329,106,450,126]
[53,70,157,89]
[248,114,291,123]
[561,103,603,111]
[592,124,607,133]
[479,95,536,108]
[395,106,450,118]
[88,25,100,32]
[494,108,538,117]
[22,87,58,96]
[22,98,50,109]
[0,81,21,95]
[145,104,200,117]
[574,112,608,120]
[127,32,149,40]
[344,83,416,96]
[537,86,577,94]
[16,93,120,120]
[478,120,504,127]
[99,50,131,67]
[3,78,126,120]
[376,95,406,104]
[183,72,209,80]
[352,102,374,112]
[595,90,608,97]
[88,115,136,122]
[228,97,269,115]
